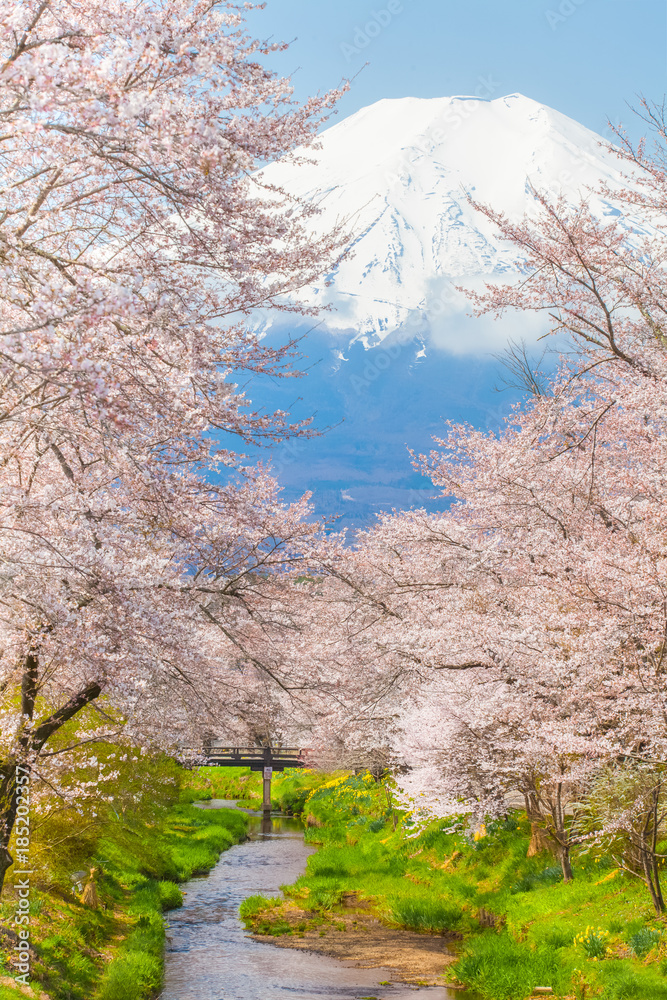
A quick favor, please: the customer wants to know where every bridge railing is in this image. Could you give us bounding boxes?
[178,746,309,771]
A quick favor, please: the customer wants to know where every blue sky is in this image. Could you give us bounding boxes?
[248,0,666,143]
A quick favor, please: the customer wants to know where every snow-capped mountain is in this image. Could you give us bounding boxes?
[247,94,633,526]
[260,93,626,353]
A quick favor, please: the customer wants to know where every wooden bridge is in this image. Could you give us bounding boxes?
[183,745,309,814]
[202,746,307,772]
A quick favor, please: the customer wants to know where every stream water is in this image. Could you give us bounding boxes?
[159,800,472,1000]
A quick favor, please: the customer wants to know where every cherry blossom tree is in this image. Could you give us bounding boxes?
[0,0,348,892]
[303,496,618,879]
[303,109,667,896]
[574,764,667,915]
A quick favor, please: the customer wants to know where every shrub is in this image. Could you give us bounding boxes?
[629,927,661,957]
[277,786,311,815]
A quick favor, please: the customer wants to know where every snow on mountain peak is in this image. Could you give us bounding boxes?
[259,94,627,353]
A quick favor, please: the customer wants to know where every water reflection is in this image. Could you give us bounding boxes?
[160,801,470,1000]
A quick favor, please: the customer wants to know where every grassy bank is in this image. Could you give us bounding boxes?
[243,770,667,1000]
[178,765,262,806]
[0,761,252,1000]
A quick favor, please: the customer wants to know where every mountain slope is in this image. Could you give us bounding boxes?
[259,93,627,352]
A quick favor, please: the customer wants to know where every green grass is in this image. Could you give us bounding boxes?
[0,986,42,1000]
[0,765,248,1000]
[453,932,571,999]
[239,894,281,921]
[264,769,667,1000]
[96,911,164,1000]
[178,765,262,804]
[239,895,297,936]
[598,961,667,999]
[388,898,463,933]
[157,880,183,911]
[92,803,246,1000]
[9,758,667,1000]
[271,768,329,815]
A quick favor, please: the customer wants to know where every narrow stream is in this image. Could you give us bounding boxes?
[160,800,470,1000]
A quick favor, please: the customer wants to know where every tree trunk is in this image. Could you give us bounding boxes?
[524,789,554,858]
[635,785,666,916]
[558,843,573,882]
[527,822,553,857]
[641,848,665,915]
[0,844,14,895]
[552,783,573,882]
[651,855,665,914]
[0,763,19,895]
[649,785,665,914]
[523,789,555,858]
[0,652,40,892]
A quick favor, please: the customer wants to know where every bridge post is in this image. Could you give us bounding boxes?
[262,748,272,815]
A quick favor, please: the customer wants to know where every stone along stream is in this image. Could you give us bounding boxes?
[159,801,474,1000]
